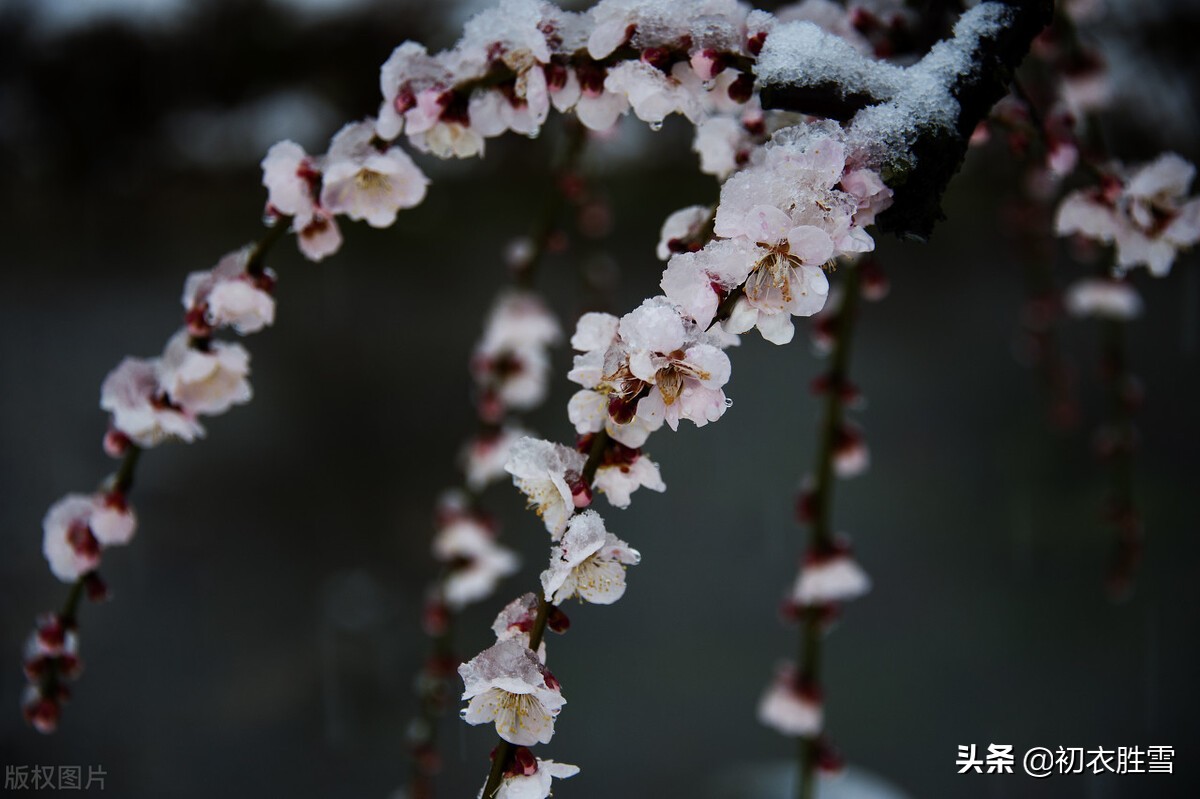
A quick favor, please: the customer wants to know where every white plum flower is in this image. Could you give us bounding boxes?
[260,140,344,262]
[478,291,562,355]
[540,510,640,605]
[462,426,530,492]
[618,297,733,430]
[1055,153,1200,276]
[182,247,276,335]
[590,438,666,508]
[491,753,580,799]
[42,493,137,582]
[492,593,542,643]
[158,331,252,417]
[832,423,869,479]
[459,639,565,746]
[604,60,707,126]
[100,357,204,447]
[661,238,756,329]
[472,291,561,417]
[792,546,871,606]
[567,388,664,449]
[656,204,712,260]
[319,121,429,228]
[432,515,519,607]
[1063,278,1143,321]
[758,663,823,736]
[506,438,590,539]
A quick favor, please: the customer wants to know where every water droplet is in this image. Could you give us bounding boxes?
[649,121,663,132]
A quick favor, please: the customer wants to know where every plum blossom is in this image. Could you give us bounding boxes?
[182,247,275,336]
[506,438,590,539]
[490,748,580,799]
[586,0,749,60]
[433,516,519,609]
[492,593,542,644]
[491,593,569,659]
[472,292,562,419]
[158,331,252,417]
[463,426,530,492]
[832,423,869,478]
[549,64,630,131]
[101,357,204,447]
[656,205,712,260]
[792,545,871,606]
[1063,278,1142,321]
[260,140,343,261]
[42,493,137,582]
[1055,153,1200,276]
[319,121,428,228]
[618,297,733,430]
[583,435,666,508]
[758,663,823,736]
[540,510,640,605]
[459,639,565,746]
[604,61,707,126]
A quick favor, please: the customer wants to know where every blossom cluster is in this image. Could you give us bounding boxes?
[261,120,428,261]
[25,245,278,732]
[374,0,771,163]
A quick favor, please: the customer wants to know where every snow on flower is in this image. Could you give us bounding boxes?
[260,140,343,262]
[506,438,590,539]
[1063,278,1143,321]
[550,63,630,132]
[182,247,276,336]
[459,639,565,746]
[540,510,640,605]
[618,296,733,430]
[490,748,580,799]
[792,544,871,606]
[42,493,137,582]
[319,120,428,228]
[586,0,749,60]
[758,662,823,736]
[100,357,204,447]
[604,60,707,126]
[158,331,252,417]
[1055,153,1200,276]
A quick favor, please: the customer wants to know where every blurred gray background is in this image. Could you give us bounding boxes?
[1,1,1198,797]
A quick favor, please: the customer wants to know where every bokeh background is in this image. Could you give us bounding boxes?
[1,1,1198,797]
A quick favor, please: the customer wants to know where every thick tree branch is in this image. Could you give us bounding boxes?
[756,0,1054,240]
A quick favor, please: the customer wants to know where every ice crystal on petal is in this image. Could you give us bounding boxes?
[459,639,565,746]
[540,510,640,605]
[506,438,588,539]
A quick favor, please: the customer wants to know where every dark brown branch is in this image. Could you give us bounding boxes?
[757,0,1054,240]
